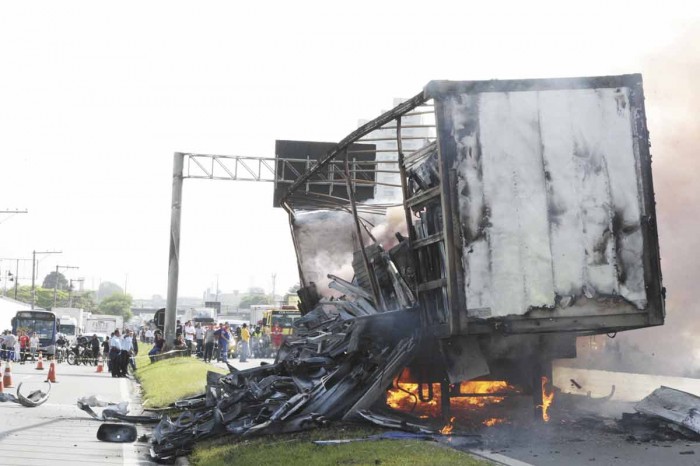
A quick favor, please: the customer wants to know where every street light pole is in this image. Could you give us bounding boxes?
[53,265,79,309]
[31,250,61,309]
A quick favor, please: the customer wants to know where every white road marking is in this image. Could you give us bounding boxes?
[469,449,535,466]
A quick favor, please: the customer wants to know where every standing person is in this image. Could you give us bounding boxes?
[271,323,283,352]
[18,330,29,363]
[239,323,250,363]
[195,323,204,357]
[213,323,231,363]
[109,330,123,377]
[145,328,154,344]
[121,330,134,376]
[4,331,16,362]
[90,335,100,361]
[184,321,195,355]
[126,330,138,372]
[203,324,215,363]
[102,335,111,360]
[30,332,40,359]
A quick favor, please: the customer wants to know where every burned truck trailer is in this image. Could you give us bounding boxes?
[146,75,664,459]
[278,74,664,401]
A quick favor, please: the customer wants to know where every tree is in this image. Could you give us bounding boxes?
[14,286,98,312]
[42,271,68,291]
[97,281,124,302]
[98,293,133,321]
[238,294,272,309]
[14,285,59,309]
[247,286,266,295]
[69,291,97,313]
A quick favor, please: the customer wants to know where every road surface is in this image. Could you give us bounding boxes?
[0,359,153,465]
[462,364,700,466]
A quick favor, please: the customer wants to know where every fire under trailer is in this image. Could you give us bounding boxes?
[164,74,663,420]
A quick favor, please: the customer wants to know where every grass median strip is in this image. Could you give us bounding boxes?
[135,354,225,408]
[190,426,489,466]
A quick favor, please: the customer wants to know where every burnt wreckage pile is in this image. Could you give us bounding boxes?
[151,273,421,461]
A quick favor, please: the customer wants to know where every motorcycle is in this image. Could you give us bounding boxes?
[250,334,272,358]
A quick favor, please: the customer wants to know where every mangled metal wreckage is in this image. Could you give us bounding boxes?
[150,74,664,460]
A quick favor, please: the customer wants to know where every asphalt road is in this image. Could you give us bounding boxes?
[467,365,700,466]
[0,359,153,465]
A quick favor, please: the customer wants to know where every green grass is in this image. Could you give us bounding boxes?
[190,426,489,466]
[135,353,225,408]
[134,343,153,368]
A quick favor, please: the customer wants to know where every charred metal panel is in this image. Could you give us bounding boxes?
[426,74,664,334]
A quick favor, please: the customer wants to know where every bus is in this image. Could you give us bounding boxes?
[12,310,58,356]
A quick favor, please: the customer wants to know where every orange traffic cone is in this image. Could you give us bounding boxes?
[45,360,58,383]
[35,351,44,370]
[96,355,104,373]
[3,362,14,388]
[0,362,4,394]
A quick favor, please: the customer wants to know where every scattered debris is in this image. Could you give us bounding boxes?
[97,423,138,443]
[619,412,699,442]
[16,382,51,407]
[0,382,52,407]
[78,395,119,408]
[78,399,160,424]
[570,379,582,390]
[635,387,700,435]
[0,393,18,403]
[149,286,420,461]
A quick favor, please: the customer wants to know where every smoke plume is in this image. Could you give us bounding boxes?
[580,23,700,376]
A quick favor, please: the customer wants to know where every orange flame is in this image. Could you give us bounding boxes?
[538,376,554,422]
[386,379,518,424]
[440,416,456,434]
[482,417,504,427]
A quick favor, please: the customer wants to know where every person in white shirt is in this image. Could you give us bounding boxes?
[184,321,195,354]
[145,328,154,344]
[195,324,204,357]
[122,331,134,375]
[109,330,123,377]
[29,332,40,358]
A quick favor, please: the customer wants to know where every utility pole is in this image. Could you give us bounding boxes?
[31,250,61,309]
[68,278,85,308]
[53,265,79,308]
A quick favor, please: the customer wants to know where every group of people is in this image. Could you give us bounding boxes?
[104,329,139,377]
[135,318,288,367]
[142,320,270,364]
[0,329,40,362]
[168,321,252,363]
